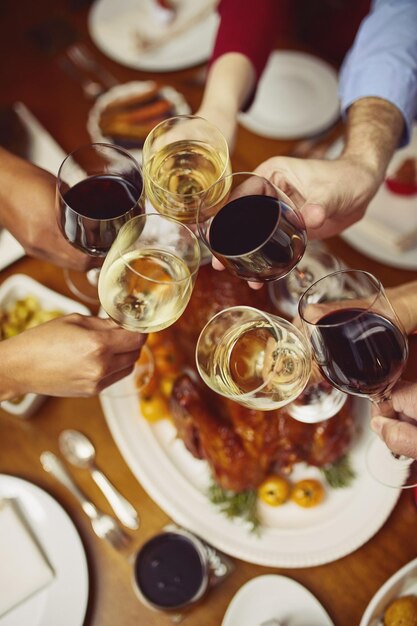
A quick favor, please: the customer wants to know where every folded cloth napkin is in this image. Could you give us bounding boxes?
[0,498,54,617]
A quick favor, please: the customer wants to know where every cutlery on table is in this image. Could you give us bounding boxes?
[66,43,119,90]
[40,451,130,550]
[57,56,105,100]
[58,429,140,531]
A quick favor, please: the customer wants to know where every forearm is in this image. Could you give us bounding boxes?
[198,52,256,120]
[0,340,26,401]
[341,97,404,183]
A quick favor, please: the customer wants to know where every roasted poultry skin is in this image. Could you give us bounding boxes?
[170,265,355,492]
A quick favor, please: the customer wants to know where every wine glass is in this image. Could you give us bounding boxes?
[57,142,144,304]
[195,305,311,410]
[197,171,307,282]
[142,115,231,224]
[269,241,344,318]
[298,269,417,488]
[98,213,201,333]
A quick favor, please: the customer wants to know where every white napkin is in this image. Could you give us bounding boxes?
[0,498,54,617]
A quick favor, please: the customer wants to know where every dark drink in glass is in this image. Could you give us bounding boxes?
[132,531,208,611]
[197,172,306,283]
[61,173,143,256]
[312,307,408,398]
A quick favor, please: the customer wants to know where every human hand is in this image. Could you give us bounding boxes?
[371,380,417,460]
[0,149,94,270]
[0,314,146,399]
[254,154,381,240]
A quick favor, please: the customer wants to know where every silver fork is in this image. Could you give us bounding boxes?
[40,451,130,550]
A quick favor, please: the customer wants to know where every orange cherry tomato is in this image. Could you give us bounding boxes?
[139,393,171,423]
[291,479,325,508]
[257,475,291,507]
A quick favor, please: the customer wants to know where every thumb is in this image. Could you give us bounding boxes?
[371,415,417,459]
[300,203,326,230]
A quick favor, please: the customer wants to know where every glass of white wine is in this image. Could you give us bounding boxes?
[98,213,201,333]
[142,115,231,225]
[195,305,311,410]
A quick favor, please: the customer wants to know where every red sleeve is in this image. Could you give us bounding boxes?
[210,0,283,81]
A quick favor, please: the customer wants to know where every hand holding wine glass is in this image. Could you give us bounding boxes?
[298,269,416,488]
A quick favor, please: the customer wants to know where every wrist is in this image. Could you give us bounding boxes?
[0,339,28,401]
[340,97,404,185]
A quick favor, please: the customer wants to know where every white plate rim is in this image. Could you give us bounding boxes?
[88,0,219,72]
[100,389,400,568]
[239,50,340,139]
[221,574,334,626]
[0,474,89,626]
[359,556,417,626]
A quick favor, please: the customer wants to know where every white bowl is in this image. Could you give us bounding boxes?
[0,274,90,418]
[359,556,417,625]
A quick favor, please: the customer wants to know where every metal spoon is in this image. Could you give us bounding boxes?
[59,429,139,530]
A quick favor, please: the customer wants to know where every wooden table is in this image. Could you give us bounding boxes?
[1,2,417,625]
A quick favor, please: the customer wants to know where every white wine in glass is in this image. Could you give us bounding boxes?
[196,306,311,410]
[142,115,231,224]
[98,213,200,333]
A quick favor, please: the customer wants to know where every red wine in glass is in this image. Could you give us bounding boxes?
[312,307,408,398]
[61,174,143,256]
[197,172,307,283]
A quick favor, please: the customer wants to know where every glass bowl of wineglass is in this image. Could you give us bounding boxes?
[56,142,144,304]
[197,171,307,283]
[298,268,416,488]
[269,241,344,318]
[98,213,201,334]
[195,305,311,410]
[142,115,231,225]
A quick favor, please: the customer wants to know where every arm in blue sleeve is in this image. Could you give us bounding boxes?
[339,0,417,146]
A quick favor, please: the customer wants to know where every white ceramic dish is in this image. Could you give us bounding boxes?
[222,574,334,626]
[0,474,89,626]
[0,274,90,417]
[239,51,340,139]
[100,384,400,568]
[87,80,191,160]
[88,0,219,72]
[359,557,417,626]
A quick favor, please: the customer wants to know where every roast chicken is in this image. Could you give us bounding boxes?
[169,265,355,492]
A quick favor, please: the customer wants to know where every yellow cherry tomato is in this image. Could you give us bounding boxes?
[139,393,171,423]
[291,479,325,508]
[257,475,291,507]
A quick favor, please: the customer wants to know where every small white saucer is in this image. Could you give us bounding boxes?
[222,574,334,626]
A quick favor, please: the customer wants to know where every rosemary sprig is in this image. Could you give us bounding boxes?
[320,455,356,488]
[207,480,261,534]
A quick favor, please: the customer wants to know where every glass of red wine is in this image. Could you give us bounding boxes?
[298,269,417,488]
[196,172,307,284]
[56,142,144,304]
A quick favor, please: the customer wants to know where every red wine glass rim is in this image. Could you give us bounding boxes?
[196,171,305,255]
[298,269,388,327]
[57,142,144,222]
